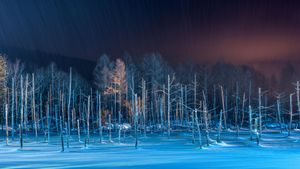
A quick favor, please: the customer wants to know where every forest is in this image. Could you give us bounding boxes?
[0,53,299,152]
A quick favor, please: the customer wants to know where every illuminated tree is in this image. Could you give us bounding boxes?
[105,58,127,143]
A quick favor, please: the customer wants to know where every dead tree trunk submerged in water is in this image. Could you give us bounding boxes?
[289,93,294,136]
[67,68,72,148]
[217,110,223,143]
[167,75,171,138]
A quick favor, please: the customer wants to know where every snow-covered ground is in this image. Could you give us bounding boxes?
[1,130,300,168]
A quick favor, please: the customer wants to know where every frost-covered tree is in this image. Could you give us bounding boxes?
[112,59,127,95]
[94,54,114,92]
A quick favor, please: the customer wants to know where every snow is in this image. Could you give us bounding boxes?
[1,131,300,168]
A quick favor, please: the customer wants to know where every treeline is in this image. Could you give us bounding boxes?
[0,53,299,149]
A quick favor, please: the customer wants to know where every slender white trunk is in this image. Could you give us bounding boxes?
[32,74,37,142]
[192,74,196,144]
[5,104,8,145]
[241,93,245,127]
[109,114,112,142]
[134,94,138,149]
[20,76,24,130]
[67,68,72,148]
[235,82,239,136]
[160,97,163,128]
[11,78,15,141]
[167,75,171,138]
[289,93,293,136]
[77,119,81,142]
[194,109,202,148]
[180,85,183,125]
[255,118,259,145]
[258,88,262,138]
[118,91,121,143]
[60,115,64,152]
[217,110,223,143]
[142,79,146,136]
[47,103,50,143]
[203,92,209,146]
[213,85,216,126]
[297,81,300,125]
[220,86,227,129]
[87,96,90,144]
[276,97,282,133]
[249,105,253,140]
[24,74,28,132]
[98,93,102,143]
[20,76,24,147]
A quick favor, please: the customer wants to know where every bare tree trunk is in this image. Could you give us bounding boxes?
[5,104,8,145]
[11,78,15,141]
[51,64,56,133]
[67,68,72,148]
[72,90,75,130]
[277,97,282,133]
[98,93,103,143]
[60,116,64,152]
[258,88,262,138]
[77,119,81,142]
[167,75,171,138]
[255,118,259,145]
[213,85,216,127]
[114,88,117,126]
[249,105,253,140]
[72,108,76,132]
[20,76,24,147]
[203,91,210,146]
[160,97,164,130]
[142,79,146,137]
[32,74,38,142]
[220,86,227,129]
[134,94,138,149]
[217,110,223,143]
[20,76,24,133]
[118,90,121,143]
[24,74,28,132]
[297,81,300,127]
[87,96,90,144]
[19,124,23,149]
[194,109,202,149]
[131,77,135,128]
[109,114,112,142]
[40,93,43,130]
[289,93,293,136]
[180,85,183,125]
[241,92,245,127]
[192,74,196,144]
[47,102,50,143]
[235,82,239,137]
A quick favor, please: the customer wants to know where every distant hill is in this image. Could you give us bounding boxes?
[0,47,95,81]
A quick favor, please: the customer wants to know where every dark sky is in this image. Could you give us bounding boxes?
[0,0,300,75]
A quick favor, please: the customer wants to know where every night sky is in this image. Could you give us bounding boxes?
[0,0,300,76]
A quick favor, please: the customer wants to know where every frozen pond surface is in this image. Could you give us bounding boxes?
[1,131,300,169]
